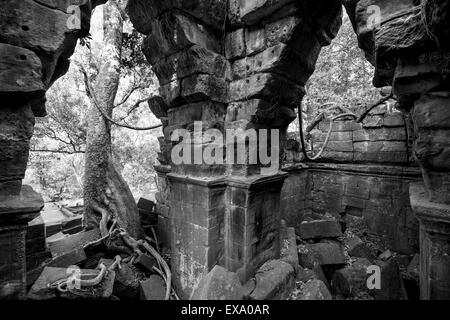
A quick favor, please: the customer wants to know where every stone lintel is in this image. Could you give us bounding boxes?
[227,171,288,191]
[154,164,172,174]
[410,182,450,233]
[284,162,422,179]
[0,185,43,226]
[167,173,227,188]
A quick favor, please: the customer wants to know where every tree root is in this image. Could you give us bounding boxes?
[54,263,108,293]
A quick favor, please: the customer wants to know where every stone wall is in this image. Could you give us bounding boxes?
[127,0,344,297]
[0,0,105,299]
[309,105,412,164]
[281,163,421,254]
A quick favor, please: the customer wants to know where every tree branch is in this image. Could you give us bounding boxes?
[356,93,395,123]
[75,64,162,131]
[30,149,85,154]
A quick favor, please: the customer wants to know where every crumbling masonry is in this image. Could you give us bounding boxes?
[0,0,449,299]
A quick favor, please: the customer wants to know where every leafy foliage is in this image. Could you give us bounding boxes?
[25,11,161,202]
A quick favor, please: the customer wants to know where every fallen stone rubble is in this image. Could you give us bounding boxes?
[26,198,174,301]
[26,197,420,300]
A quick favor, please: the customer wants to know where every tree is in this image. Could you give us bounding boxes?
[81,0,146,239]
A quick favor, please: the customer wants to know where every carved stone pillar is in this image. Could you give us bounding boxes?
[410,183,450,299]
[225,174,286,283]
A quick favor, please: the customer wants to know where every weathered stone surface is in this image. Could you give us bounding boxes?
[225,29,246,60]
[297,268,318,283]
[239,0,296,25]
[242,278,256,299]
[0,0,82,85]
[297,279,332,300]
[143,13,220,65]
[280,226,299,275]
[298,220,343,240]
[250,260,295,300]
[0,186,43,224]
[332,258,372,297]
[232,44,314,85]
[134,253,158,273]
[153,46,231,86]
[345,236,376,261]
[47,248,87,268]
[0,104,35,184]
[229,73,305,105]
[353,128,407,142]
[181,74,228,104]
[299,243,346,267]
[190,265,244,300]
[126,0,227,34]
[0,43,44,97]
[140,275,166,300]
[101,258,140,299]
[374,259,406,300]
[47,229,100,257]
[354,141,407,153]
[245,27,266,55]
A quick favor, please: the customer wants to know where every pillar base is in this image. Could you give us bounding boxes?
[167,174,227,299]
[410,182,450,300]
[0,185,43,300]
[225,172,287,283]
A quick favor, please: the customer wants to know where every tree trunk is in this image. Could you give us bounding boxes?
[83,0,143,239]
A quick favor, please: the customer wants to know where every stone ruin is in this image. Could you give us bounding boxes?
[0,0,449,300]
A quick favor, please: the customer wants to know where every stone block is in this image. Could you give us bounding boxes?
[0,0,75,84]
[126,0,227,34]
[190,265,244,300]
[242,278,256,299]
[47,248,87,268]
[383,113,405,127]
[153,45,231,86]
[300,243,346,267]
[148,96,168,119]
[280,226,299,275]
[240,0,296,25]
[140,275,166,300]
[181,74,228,103]
[47,229,100,258]
[298,220,342,240]
[0,43,44,96]
[225,29,246,60]
[325,141,354,152]
[345,236,376,261]
[0,105,35,183]
[374,259,406,300]
[319,121,362,132]
[101,258,140,299]
[297,279,332,300]
[137,197,155,212]
[231,43,313,85]
[143,13,220,65]
[297,268,318,283]
[229,73,305,104]
[245,27,266,55]
[353,128,407,142]
[134,253,158,273]
[249,260,295,300]
[331,258,372,297]
[353,151,408,163]
[413,94,450,129]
